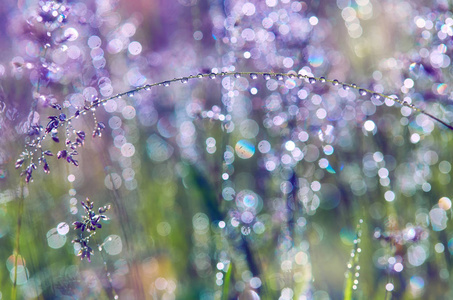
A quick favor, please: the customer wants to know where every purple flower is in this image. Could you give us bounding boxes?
[71,198,111,262]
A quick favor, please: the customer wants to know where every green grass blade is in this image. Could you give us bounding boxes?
[222,262,233,300]
[344,273,353,300]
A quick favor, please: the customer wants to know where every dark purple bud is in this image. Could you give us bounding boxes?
[43,160,50,174]
[43,150,53,156]
[52,134,60,143]
[86,198,93,209]
[15,158,25,169]
[81,201,89,210]
[57,150,67,159]
[92,130,100,138]
[76,131,85,140]
[59,113,66,121]
[51,103,62,110]
[86,248,92,262]
[46,117,59,133]
[73,221,82,228]
[25,168,33,183]
[68,157,79,166]
[28,125,41,136]
[99,205,110,213]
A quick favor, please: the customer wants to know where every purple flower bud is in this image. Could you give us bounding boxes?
[46,116,59,133]
[67,156,79,166]
[15,158,25,169]
[28,125,41,136]
[43,160,50,174]
[51,103,62,110]
[57,150,67,159]
[52,134,60,143]
[20,165,33,183]
[98,205,111,213]
[86,248,93,262]
[73,221,83,230]
[76,131,86,140]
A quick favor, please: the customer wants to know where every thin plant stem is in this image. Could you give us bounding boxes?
[61,71,453,131]
[12,182,25,300]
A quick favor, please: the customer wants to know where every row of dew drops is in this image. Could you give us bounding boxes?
[18,69,453,183]
[64,70,453,132]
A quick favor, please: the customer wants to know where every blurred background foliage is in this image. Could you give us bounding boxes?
[1,0,453,299]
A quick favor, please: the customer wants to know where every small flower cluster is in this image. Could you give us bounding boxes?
[72,198,110,262]
[15,102,107,182]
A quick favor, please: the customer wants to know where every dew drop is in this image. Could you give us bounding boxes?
[263,73,271,80]
[342,84,350,90]
[163,81,171,87]
[276,74,284,81]
[234,73,241,78]
[181,77,188,83]
[319,77,326,82]
[359,89,367,96]
[250,73,258,79]
[127,92,134,97]
[197,73,203,78]
[372,93,381,100]
[145,85,151,91]
[332,79,339,86]
[209,73,217,79]
[309,77,316,84]
[351,84,357,89]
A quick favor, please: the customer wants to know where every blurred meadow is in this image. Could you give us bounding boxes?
[1,0,453,299]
